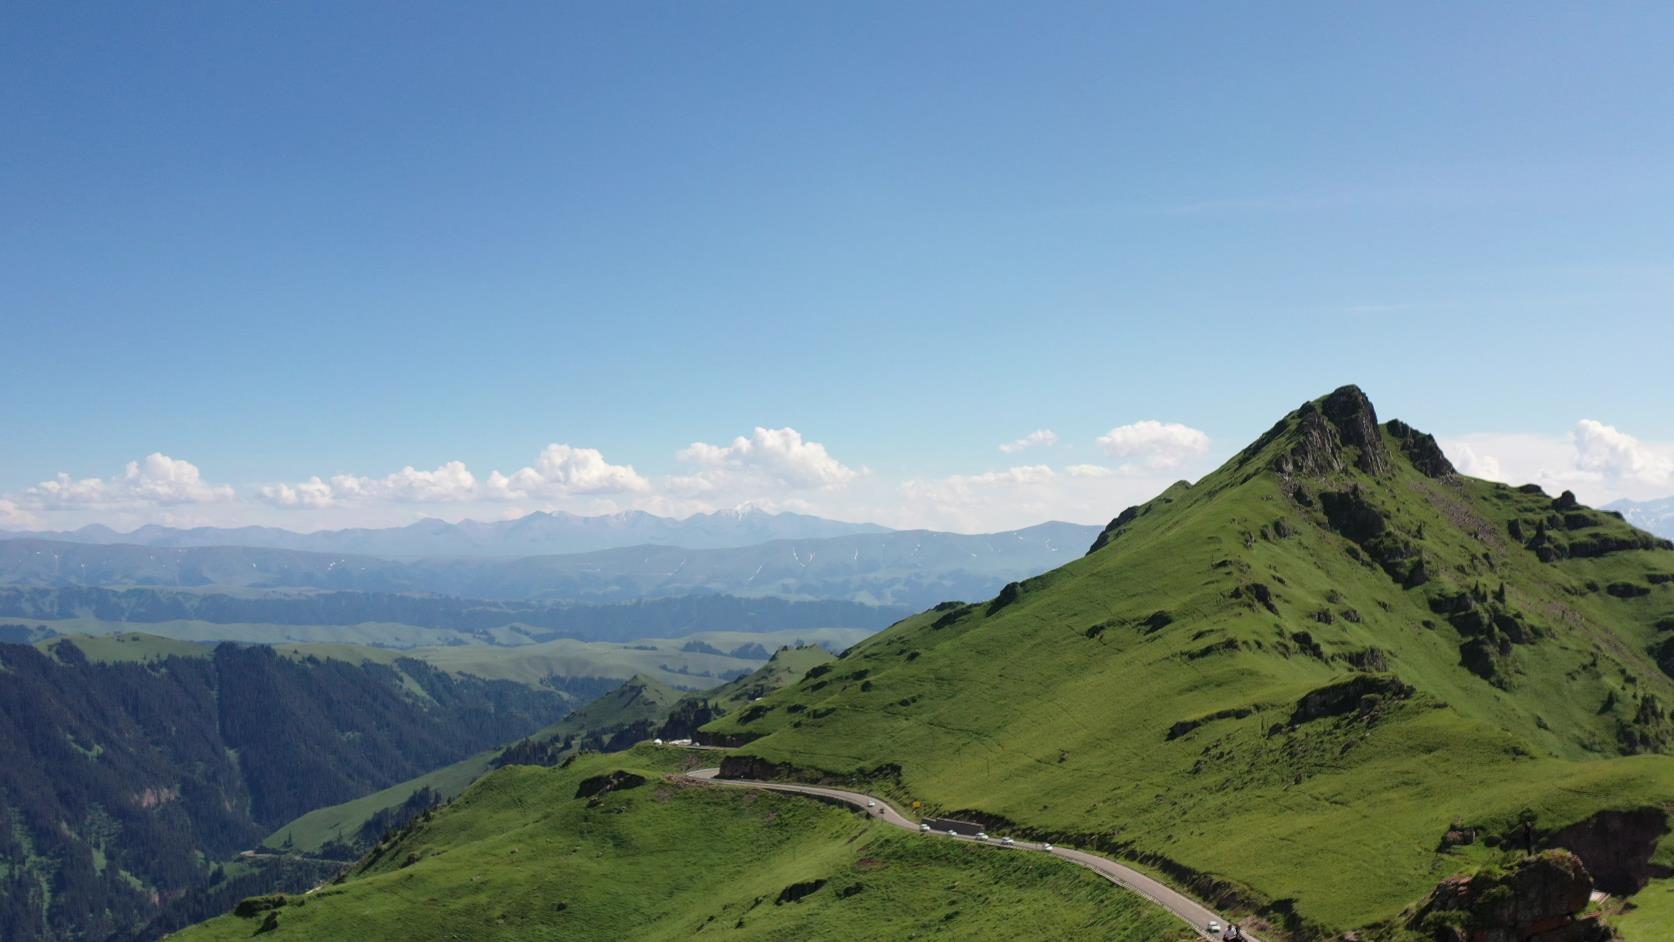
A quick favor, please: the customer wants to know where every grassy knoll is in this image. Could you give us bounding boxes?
[33,625,869,689]
[262,751,498,856]
[171,747,1191,942]
[261,649,833,858]
[704,387,1674,939]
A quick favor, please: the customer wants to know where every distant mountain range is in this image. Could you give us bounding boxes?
[1607,496,1674,540]
[0,520,1097,611]
[0,507,890,558]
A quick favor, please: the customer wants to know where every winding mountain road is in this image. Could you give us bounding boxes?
[683,767,1262,942]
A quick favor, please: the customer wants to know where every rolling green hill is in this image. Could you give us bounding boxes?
[168,747,1191,942]
[702,386,1674,940]
[262,647,837,859]
[0,585,896,646]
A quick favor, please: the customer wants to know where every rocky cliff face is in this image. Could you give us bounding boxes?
[1411,851,1613,942]
[1271,385,1396,478]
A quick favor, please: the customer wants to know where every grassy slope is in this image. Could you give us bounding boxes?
[704,391,1674,937]
[171,747,1190,942]
[262,651,834,856]
[262,750,498,855]
[34,627,870,690]
[701,644,837,711]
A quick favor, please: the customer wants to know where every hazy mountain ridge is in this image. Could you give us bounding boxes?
[0,521,1096,610]
[1609,496,1674,540]
[0,585,900,646]
[0,508,890,558]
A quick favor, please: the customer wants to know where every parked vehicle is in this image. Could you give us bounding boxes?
[919,823,931,832]
[975,832,989,841]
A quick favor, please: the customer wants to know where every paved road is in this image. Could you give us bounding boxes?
[683,768,1261,942]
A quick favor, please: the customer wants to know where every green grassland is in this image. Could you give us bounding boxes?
[35,626,869,690]
[261,648,835,857]
[703,388,1674,938]
[171,747,1192,942]
[262,750,499,856]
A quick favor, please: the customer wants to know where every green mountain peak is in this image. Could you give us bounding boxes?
[704,385,1674,938]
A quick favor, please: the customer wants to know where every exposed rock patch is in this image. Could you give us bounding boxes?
[1409,850,1611,942]
[1387,419,1457,478]
[1286,674,1413,727]
[775,878,827,904]
[575,770,646,800]
[1545,808,1671,895]
[1087,505,1141,554]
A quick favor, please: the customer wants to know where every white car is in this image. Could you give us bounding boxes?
[919,823,931,832]
[866,800,877,808]
[1000,836,1015,846]
[1207,921,1222,935]
[1041,843,1053,852]
[975,832,989,841]
[948,828,959,836]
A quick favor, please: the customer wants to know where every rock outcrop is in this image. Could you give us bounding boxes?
[1545,808,1672,895]
[1272,385,1395,478]
[1087,504,1141,554]
[1410,850,1614,942]
[1388,419,1458,478]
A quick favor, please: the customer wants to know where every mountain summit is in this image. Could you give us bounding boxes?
[708,385,1674,939]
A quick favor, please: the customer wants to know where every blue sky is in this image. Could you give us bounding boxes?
[3,2,1672,532]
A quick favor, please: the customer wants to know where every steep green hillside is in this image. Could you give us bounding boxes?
[263,649,835,858]
[0,640,576,942]
[704,386,1674,939]
[660,645,838,741]
[494,674,685,766]
[169,747,1190,942]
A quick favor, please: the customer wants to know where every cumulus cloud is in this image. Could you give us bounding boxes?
[20,453,234,508]
[259,476,337,509]
[1441,420,1674,505]
[259,445,647,509]
[1065,463,1115,478]
[999,429,1058,454]
[1572,419,1674,485]
[0,497,39,528]
[1096,420,1211,472]
[899,465,1056,507]
[486,444,650,499]
[676,427,859,490]
[1449,444,1505,482]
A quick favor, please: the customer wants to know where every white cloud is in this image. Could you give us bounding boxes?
[677,427,859,490]
[486,444,650,499]
[259,445,647,509]
[1066,463,1115,478]
[897,465,1057,528]
[327,460,480,503]
[20,453,234,509]
[259,475,337,509]
[1572,419,1674,485]
[999,429,1058,454]
[1441,420,1674,505]
[1096,420,1211,472]
[0,497,39,528]
[1449,444,1505,482]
